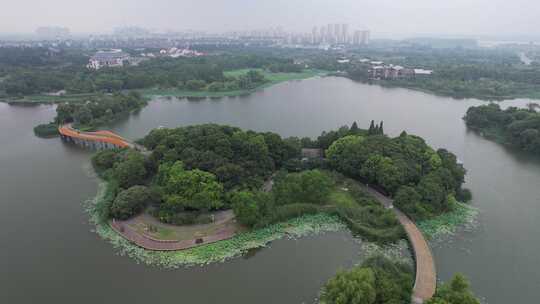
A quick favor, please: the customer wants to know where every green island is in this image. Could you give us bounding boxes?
[33,91,147,137]
[9,46,485,303]
[464,103,540,153]
[82,121,480,303]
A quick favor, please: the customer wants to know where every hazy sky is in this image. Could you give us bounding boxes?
[2,0,539,38]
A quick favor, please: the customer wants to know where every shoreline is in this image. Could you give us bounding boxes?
[344,76,540,101]
[86,179,477,269]
[86,181,347,268]
[2,70,328,105]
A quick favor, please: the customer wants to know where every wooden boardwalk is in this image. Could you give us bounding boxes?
[360,185,436,304]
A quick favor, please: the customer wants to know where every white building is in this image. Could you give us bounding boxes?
[87,49,130,70]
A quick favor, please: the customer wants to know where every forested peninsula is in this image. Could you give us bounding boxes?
[464,103,540,153]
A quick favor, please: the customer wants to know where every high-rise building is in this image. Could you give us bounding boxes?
[312,26,318,44]
[334,24,340,43]
[326,24,333,42]
[320,27,327,43]
[341,24,349,44]
[353,30,361,45]
[361,30,370,45]
[352,30,370,45]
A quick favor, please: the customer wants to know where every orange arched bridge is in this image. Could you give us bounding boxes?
[58,124,137,150]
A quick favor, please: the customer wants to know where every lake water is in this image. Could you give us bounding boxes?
[1,77,539,303]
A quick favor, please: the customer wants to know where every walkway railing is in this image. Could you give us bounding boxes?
[58,124,134,149]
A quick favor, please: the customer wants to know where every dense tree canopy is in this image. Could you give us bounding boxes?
[110,185,158,220]
[57,92,146,126]
[157,161,224,213]
[346,47,540,100]
[0,51,304,96]
[141,124,299,190]
[464,103,540,153]
[273,169,334,205]
[323,124,468,220]
[426,274,481,304]
[320,255,413,304]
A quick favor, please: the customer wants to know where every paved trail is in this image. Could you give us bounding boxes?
[360,185,436,304]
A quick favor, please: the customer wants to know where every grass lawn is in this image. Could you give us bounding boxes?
[328,188,358,209]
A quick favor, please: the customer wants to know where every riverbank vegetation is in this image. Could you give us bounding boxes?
[33,122,60,137]
[86,181,346,267]
[85,122,481,303]
[417,200,479,240]
[0,49,321,102]
[315,124,472,221]
[319,257,481,304]
[88,122,473,265]
[346,47,540,100]
[91,123,403,245]
[464,103,540,153]
[426,274,481,304]
[320,255,414,304]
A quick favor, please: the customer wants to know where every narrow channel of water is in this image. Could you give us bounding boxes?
[1,77,540,303]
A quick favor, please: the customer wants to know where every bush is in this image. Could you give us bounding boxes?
[95,180,120,221]
[185,79,206,91]
[321,267,377,304]
[91,149,124,173]
[154,211,213,225]
[263,203,321,226]
[426,274,481,304]
[320,255,414,304]
[112,151,147,189]
[456,188,473,202]
[329,205,404,243]
[231,190,274,227]
[110,185,156,220]
[273,169,334,205]
[33,123,59,137]
[158,161,224,213]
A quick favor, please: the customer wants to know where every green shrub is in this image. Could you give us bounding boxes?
[110,185,156,220]
[112,151,147,189]
[273,169,334,205]
[33,123,59,137]
[321,267,377,304]
[263,203,321,226]
[320,255,414,304]
[456,188,473,202]
[154,211,213,225]
[91,149,124,173]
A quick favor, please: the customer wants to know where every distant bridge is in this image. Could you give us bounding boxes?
[58,124,140,150]
[360,185,437,304]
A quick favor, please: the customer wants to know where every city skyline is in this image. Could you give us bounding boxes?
[2,0,540,39]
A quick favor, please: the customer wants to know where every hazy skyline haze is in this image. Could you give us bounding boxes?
[1,0,539,38]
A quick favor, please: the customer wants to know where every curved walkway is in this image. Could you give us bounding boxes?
[110,216,238,251]
[58,124,134,149]
[360,185,436,304]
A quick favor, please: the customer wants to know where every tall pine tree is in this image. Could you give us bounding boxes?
[368,120,375,135]
[350,121,359,134]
